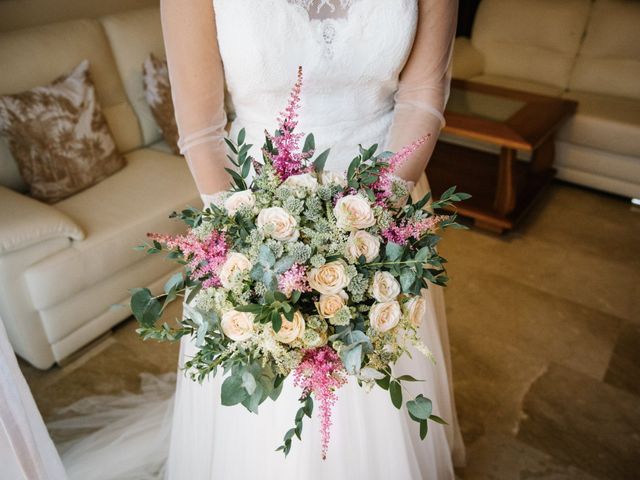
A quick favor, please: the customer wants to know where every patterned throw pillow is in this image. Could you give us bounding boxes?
[0,59,126,203]
[142,53,179,154]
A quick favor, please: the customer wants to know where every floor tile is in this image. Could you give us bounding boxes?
[445,266,621,381]
[603,323,640,397]
[441,226,639,323]
[518,363,640,480]
[463,433,600,480]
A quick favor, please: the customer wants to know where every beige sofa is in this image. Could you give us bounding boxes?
[450,0,640,200]
[0,7,199,369]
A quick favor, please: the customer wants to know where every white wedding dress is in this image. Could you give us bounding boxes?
[56,1,465,479]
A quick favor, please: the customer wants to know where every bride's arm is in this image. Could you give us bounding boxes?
[386,0,458,183]
[160,0,232,203]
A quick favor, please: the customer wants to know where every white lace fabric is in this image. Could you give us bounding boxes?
[161,0,457,198]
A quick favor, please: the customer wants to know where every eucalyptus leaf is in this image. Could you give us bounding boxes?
[221,374,248,406]
[340,343,363,374]
[385,242,404,261]
[303,133,315,153]
[390,381,402,409]
[163,272,183,294]
[237,128,246,145]
[274,256,295,274]
[313,148,330,173]
[406,394,433,421]
[415,246,430,263]
[400,268,417,293]
[258,245,276,267]
[241,384,263,414]
[242,371,257,396]
[375,375,391,390]
[429,414,448,425]
[420,419,428,440]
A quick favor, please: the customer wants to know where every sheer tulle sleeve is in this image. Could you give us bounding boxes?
[386,0,458,183]
[160,0,232,203]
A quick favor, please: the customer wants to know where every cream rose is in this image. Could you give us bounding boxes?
[274,311,306,344]
[282,173,318,197]
[405,295,426,327]
[256,206,299,242]
[218,252,252,289]
[320,170,347,187]
[307,260,349,295]
[317,291,348,318]
[224,190,256,216]
[369,301,401,332]
[346,230,380,262]
[221,310,255,341]
[333,194,376,231]
[371,271,401,302]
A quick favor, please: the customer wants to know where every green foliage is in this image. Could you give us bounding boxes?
[224,128,254,191]
[277,395,313,456]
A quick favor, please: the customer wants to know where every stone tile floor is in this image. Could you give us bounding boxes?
[20,182,640,479]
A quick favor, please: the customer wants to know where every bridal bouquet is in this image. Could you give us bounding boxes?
[132,68,468,459]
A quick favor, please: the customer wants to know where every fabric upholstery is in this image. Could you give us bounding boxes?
[0,138,26,192]
[0,17,142,192]
[451,37,485,80]
[24,147,199,311]
[143,53,179,154]
[468,74,564,97]
[555,141,640,198]
[50,269,172,362]
[40,255,177,345]
[0,186,84,254]
[100,7,166,146]
[0,60,127,203]
[471,0,592,90]
[0,238,71,369]
[557,91,640,158]
[568,0,640,101]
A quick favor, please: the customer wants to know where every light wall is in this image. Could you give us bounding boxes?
[0,0,158,32]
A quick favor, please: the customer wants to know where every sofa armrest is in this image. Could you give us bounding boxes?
[0,186,84,255]
[451,36,485,80]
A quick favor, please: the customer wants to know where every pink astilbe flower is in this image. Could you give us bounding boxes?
[264,66,313,180]
[277,263,311,297]
[372,135,430,203]
[148,230,228,288]
[381,215,447,245]
[293,346,347,459]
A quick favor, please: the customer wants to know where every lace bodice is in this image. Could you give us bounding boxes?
[160,0,458,195]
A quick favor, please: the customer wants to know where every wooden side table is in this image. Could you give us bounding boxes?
[426,79,577,233]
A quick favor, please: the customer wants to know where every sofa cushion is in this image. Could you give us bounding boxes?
[471,0,592,90]
[0,186,84,255]
[0,18,142,157]
[557,91,640,158]
[0,60,127,203]
[452,37,485,80]
[143,53,180,154]
[24,147,199,310]
[568,0,640,101]
[469,74,564,97]
[100,7,165,146]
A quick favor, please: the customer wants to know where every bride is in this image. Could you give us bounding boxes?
[161,0,464,478]
[51,0,465,479]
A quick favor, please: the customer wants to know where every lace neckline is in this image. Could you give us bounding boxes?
[287,0,355,20]
[285,0,365,58]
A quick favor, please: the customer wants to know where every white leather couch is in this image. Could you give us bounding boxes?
[450,0,640,199]
[0,7,199,369]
